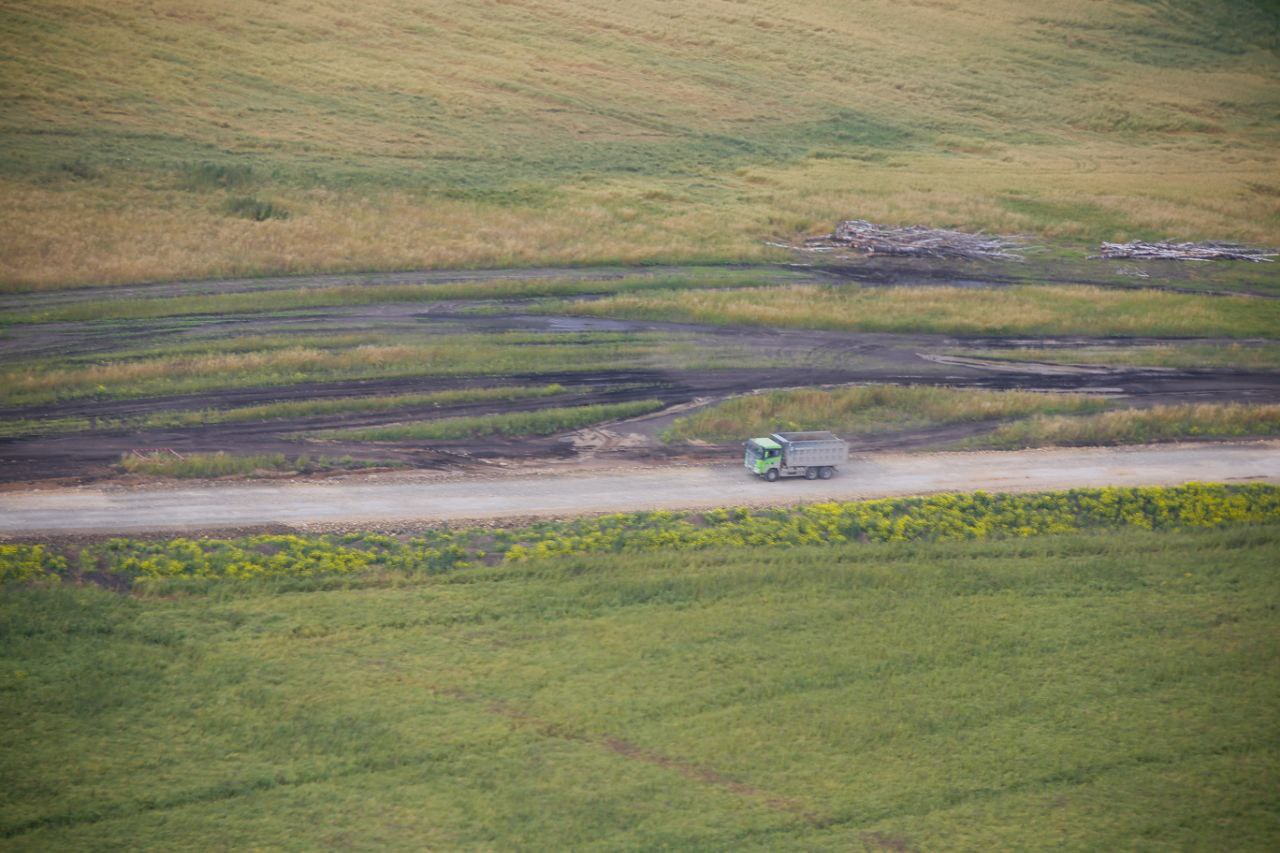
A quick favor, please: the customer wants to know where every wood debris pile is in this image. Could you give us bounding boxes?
[798,220,1031,261]
[1093,241,1276,262]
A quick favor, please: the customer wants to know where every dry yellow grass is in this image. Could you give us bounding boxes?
[2,0,1278,287]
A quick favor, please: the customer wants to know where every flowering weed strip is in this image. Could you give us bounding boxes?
[5,484,1277,585]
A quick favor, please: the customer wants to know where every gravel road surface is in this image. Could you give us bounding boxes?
[3,442,1276,537]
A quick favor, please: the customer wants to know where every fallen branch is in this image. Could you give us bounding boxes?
[782,220,1033,261]
[1092,241,1276,262]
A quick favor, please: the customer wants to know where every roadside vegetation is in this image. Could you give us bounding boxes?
[967,403,1280,450]
[551,284,1280,338]
[308,400,664,443]
[2,488,1278,847]
[118,452,389,479]
[663,385,1107,443]
[4,484,1276,584]
[4,1,1279,288]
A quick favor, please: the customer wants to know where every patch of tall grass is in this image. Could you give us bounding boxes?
[971,403,1280,449]
[310,400,664,441]
[553,284,1280,338]
[663,385,1107,442]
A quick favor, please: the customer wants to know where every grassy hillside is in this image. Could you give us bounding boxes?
[3,0,1279,287]
[3,521,1278,848]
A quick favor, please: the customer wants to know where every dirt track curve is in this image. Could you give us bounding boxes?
[3,442,1276,537]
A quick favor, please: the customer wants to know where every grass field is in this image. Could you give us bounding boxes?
[3,0,1279,287]
[2,503,1277,847]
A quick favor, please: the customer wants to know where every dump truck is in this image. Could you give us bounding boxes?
[744,431,849,482]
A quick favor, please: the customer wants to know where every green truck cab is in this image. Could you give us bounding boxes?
[744,431,849,482]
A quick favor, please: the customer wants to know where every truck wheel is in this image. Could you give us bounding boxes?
[804,467,818,480]
[819,467,834,479]
[764,468,779,482]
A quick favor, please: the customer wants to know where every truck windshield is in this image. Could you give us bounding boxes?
[745,444,764,460]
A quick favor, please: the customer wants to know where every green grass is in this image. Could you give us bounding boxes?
[118,452,388,479]
[967,403,1280,449]
[0,416,92,440]
[664,384,1108,442]
[3,1,1279,287]
[310,400,665,442]
[549,283,1280,338]
[2,517,1277,847]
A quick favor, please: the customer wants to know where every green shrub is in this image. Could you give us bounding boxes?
[182,162,254,190]
[224,196,289,221]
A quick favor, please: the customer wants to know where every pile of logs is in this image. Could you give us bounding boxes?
[1093,241,1276,262]
[799,220,1031,261]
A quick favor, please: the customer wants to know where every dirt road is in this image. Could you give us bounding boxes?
[3,442,1275,537]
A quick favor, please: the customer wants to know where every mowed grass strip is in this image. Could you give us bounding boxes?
[309,400,664,442]
[1,524,1277,848]
[0,385,571,439]
[970,403,1280,449]
[553,284,1280,338]
[664,385,1107,442]
[0,334,654,408]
